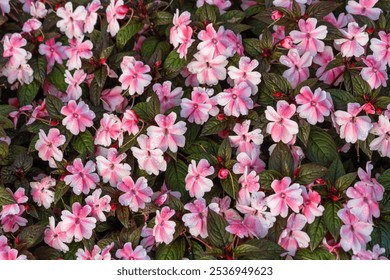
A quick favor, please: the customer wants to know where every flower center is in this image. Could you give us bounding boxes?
[306,33,311,39]
[132,74,137,79]
[212,38,218,44]
[50,48,54,52]
[305,200,311,205]
[232,94,237,99]
[193,104,198,109]
[78,172,84,178]
[311,101,317,106]
[75,218,80,225]
[280,192,286,199]
[73,113,79,118]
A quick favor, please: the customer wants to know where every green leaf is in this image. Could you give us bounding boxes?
[141,37,159,58]
[155,237,186,260]
[259,170,282,190]
[120,226,142,246]
[54,181,69,205]
[30,56,47,83]
[308,217,326,251]
[371,221,390,258]
[0,184,16,207]
[296,163,328,185]
[325,158,345,185]
[0,105,16,116]
[116,21,143,49]
[306,2,341,19]
[18,80,40,106]
[297,120,311,146]
[165,159,189,200]
[235,239,284,260]
[132,94,160,123]
[72,130,94,155]
[269,142,294,177]
[259,28,273,50]
[0,142,9,159]
[0,115,13,130]
[378,169,390,190]
[46,94,64,120]
[328,89,357,111]
[351,73,371,96]
[207,209,232,247]
[221,171,239,199]
[163,49,188,78]
[116,205,130,228]
[335,172,357,192]
[320,21,344,41]
[18,224,46,249]
[219,10,245,24]
[375,96,390,109]
[323,201,343,239]
[295,248,336,260]
[306,126,339,166]
[218,138,232,162]
[258,73,291,106]
[167,194,184,212]
[200,117,229,136]
[48,64,67,92]
[152,11,173,25]
[196,4,219,23]
[243,38,262,57]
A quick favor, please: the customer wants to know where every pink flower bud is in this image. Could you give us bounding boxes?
[218,168,229,180]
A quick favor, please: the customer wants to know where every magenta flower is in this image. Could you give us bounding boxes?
[85,189,111,222]
[197,23,232,57]
[217,82,254,117]
[147,112,187,153]
[77,243,114,260]
[107,0,128,37]
[96,148,131,187]
[94,113,122,147]
[0,0,10,15]
[35,128,66,164]
[335,22,369,58]
[361,56,387,89]
[266,177,303,218]
[153,81,183,113]
[60,202,97,242]
[370,115,390,158]
[101,86,125,112]
[38,38,66,72]
[300,187,324,224]
[280,48,313,88]
[182,198,209,238]
[119,56,152,95]
[116,243,150,260]
[64,38,93,70]
[56,2,86,39]
[228,57,261,94]
[64,159,99,195]
[278,214,310,256]
[346,0,382,20]
[64,69,87,101]
[313,46,345,86]
[346,182,380,223]
[229,120,263,154]
[44,217,72,253]
[122,109,140,136]
[153,206,176,244]
[185,159,215,198]
[265,100,299,144]
[187,52,228,86]
[118,176,153,212]
[180,87,216,125]
[30,176,56,209]
[370,31,390,67]
[61,100,95,135]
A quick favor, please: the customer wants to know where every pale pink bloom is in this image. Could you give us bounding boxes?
[107,0,128,37]
[38,39,66,72]
[30,1,47,18]
[152,182,182,207]
[370,115,390,158]
[116,243,150,260]
[313,46,345,86]
[300,187,324,224]
[280,48,313,88]
[181,67,200,87]
[9,105,32,128]
[197,24,233,57]
[122,109,139,135]
[180,87,216,125]
[177,26,195,59]
[217,82,254,117]
[77,243,114,260]
[233,148,266,175]
[60,202,97,242]
[44,217,72,252]
[273,25,287,45]
[64,159,99,195]
[35,128,66,163]
[361,56,388,89]
[0,248,27,260]
[118,176,153,212]
[290,18,328,55]
[131,135,167,176]
[241,0,257,10]
[295,86,333,125]
[61,100,95,135]
[96,148,131,187]
[153,81,183,114]
[357,162,385,201]
[225,209,262,238]
[56,2,87,39]
[278,214,310,256]
[147,112,187,153]
[265,100,299,144]
[30,176,56,209]
[182,198,209,238]
[0,0,10,15]
[334,103,373,144]
[335,22,369,58]
[1,188,28,217]
[64,69,87,101]
[101,86,125,112]
[94,113,122,147]
[119,57,152,95]
[170,9,191,48]
[85,189,111,222]
[273,0,307,9]
[225,30,244,56]
[84,0,102,33]
[2,33,27,66]
[324,12,354,29]
[0,205,28,233]
[153,206,176,244]
[0,235,9,252]
[140,226,155,252]
[238,171,260,203]
[338,206,373,254]
[346,0,381,20]
[213,0,232,13]
[0,59,34,85]
[227,57,261,94]
[370,31,390,67]
[64,38,93,70]
[229,120,263,153]
[22,18,41,33]
[185,159,215,198]
[187,52,228,86]
[266,177,303,218]
[352,244,388,260]
[346,182,380,223]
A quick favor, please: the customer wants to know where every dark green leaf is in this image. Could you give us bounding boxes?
[306,2,341,19]
[116,21,143,49]
[18,80,40,106]
[18,224,46,249]
[260,170,282,190]
[243,38,262,57]
[295,248,336,260]
[297,120,311,146]
[221,171,239,199]
[371,221,390,257]
[48,64,67,92]
[200,117,229,136]
[296,163,328,185]
[0,183,16,207]
[116,205,130,228]
[378,169,390,190]
[235,239,284,260]
[72,130,94,155]
[46,94,64,120]
[155,237,186,260]
[30,56,47,83]
[207,209,232,247]
[335,172,357,192]
[328,89,357,111]
[269,142,294,177]
[54,181,69,205]
[165,159,189,200]
[306,127,339,166]
[308,217,326,250]
[152,11,173,25]
[323,201,343,239]
[218,138,232,163]
[163,49,188,78]
[196,4,219,23]
[325,158,346,185]
[219,10,245,24]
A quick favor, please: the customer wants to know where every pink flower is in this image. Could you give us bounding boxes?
[227,57,261,94]
[116,243,150,260]
[300,187,324,224]
[56,2,86,39]
[140,226,155,252]
[225,209,264,238]
[187,52,228,86]
[313,46,345,86]
[152,182,182,207]
[153,81,183,114]
[278,214,310,256]
[266,177,303,218]
[44,217,72,252]
[290,18,328,55]
[334,103,373,144]
[30,1,47,18]
[118,176,153,212]
[295,86,333,125]
[335,22,369,58]
[324,12,353,29]
[84,0,102,33]
[265,100,299,144]
[352,244,388,260]
[61,100,95,135]
[131,135,167,176]
[96,148,131,187]
[107,0,128,37]
[370,31,390,67]
[64,38,93,70]
[197,24,232,57]
[280,48,313,88]
[346,0,382,20]
[2,33,27,66]
[185,159,215,198]
[170,9,191,48]
[177,26,195,59]
[64,69,87,101]
[30,176,56,209]
[238,171,260,203]
[85,189,111,222]
[225,30,244,56]
[101,86,125,112]
[38,39,66,72]
[0,0,10,15]
[119,56,152,95]
[180,87,216,125]
[370,115,390,158]
[153,206,176,244]
[233,148,266,175]
[76,243,114,260]
[182,198,209,238]
[35,128,66,164]
[361,55,388,89]
[0,205,28,233]
[64,159,99,195]
[22,18,41,33]
[0,235,10,252]
[346,182,380,222]
[122,109,140,135]
[60,202,97,242]
[94,113,122,147]
[229,120,263,153]
[146,112,187,153]
[338,206,373,254]
[0,248,27,260]
[1,188,28,217]
[217,82,254,117]
[357,162,385,201]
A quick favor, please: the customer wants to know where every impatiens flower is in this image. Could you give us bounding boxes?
[185,159,215,198]
[170,9,191,48]
[197,24,232,57]
[101,86,125,112]
[153,207,176,244]
[290,18,328,55]
[346,0,381,20]
[370,115,390,158]
[35,128,66,164]
[216,82,254,117]
[324,12,354,29]
[300,187,324,224]
[233,148,266,175]
[22,18,42,33]
[64,38,93,70]
[335,22,369,58]
[360,55,388,89]
[346,182,380,222]
[84,0,102,34]
[0,205,28,233]
[30,1,47,18]
[1,188,27,217]
[313,46,345,86]
[180,87,216,125]
[177,26,195,59]
[266,177,303,218]
[64,159,99,195]
[107,0,128,37]
[119,56,152,95]
[38,38,66,72]
[118,176,153,212]
[352,244,388,260]
[265,100,299,144]
[238,171,260,203]
[338,206,373,254]
[76,243,114,260]
[85,189,111,222]
[140,226,155,252]
[370,31,390,67]
[122,109,140,135]
[0,247,27,260]
[227,56,261,94]
[44,217,72,252]
[280,48,313,88]
[278,214,310,256]
[94,113,122,147]
[187,52,228,86]
[357,162,385,201]
[2,33,27,66]
[229,120,263,153]
[334,103,373,144]
[64,69,87,101]
[152,182,182,207]
[182,198,209,238]
[61,100,95,135]
[96,148,131,187]
[146,112,187,153]
[30,176,56,209]
[295,86,333,125]
[153,81,183,113]
[60,202,97,242]
[131,135,167,176]
[0,0,10,15]
[56,2,87,39]
[116,243,150,260]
